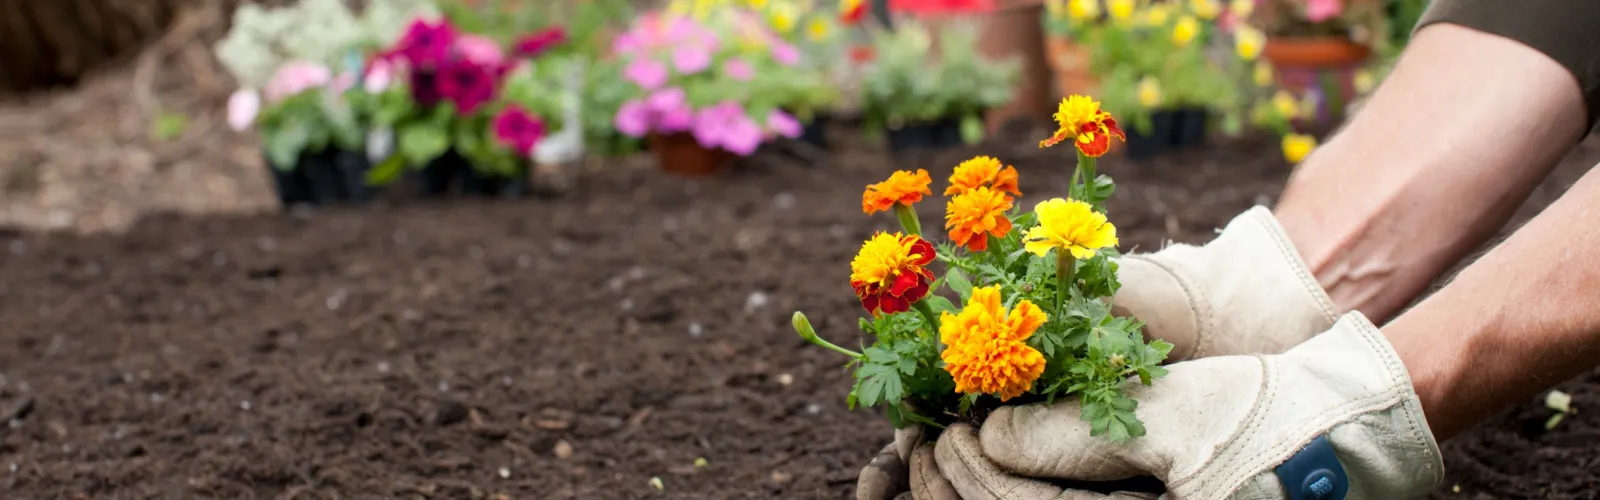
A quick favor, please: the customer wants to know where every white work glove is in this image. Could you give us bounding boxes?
[930,312,1444,500]
[857,206,1341,500]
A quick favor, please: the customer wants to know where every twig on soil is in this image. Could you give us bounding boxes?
[2,396,35,422]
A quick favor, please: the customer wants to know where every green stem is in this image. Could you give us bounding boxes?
[1078,150,1097,208]
[1056,250,1076,312]
[912,300,940,331]
[894,202,923,237]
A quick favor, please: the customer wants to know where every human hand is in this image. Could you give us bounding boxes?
[929,312,1444,500]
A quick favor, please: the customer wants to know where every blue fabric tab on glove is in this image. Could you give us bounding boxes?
[1274,435,1349,500]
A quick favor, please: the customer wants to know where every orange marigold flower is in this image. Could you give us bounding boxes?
[945,187,1014,252]
[862,169,933,214]
[841,0,867,24]
[940,286,1047,401]
[945,156,1021,198]
[849,232,937,315]
[1040,95,1127,157]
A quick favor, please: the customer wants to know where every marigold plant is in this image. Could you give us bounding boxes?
[793,95,1172,442]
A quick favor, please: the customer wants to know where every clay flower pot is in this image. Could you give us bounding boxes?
[1045,35,1097,98]
[1262,35,1371,95]
[649,133,736,177]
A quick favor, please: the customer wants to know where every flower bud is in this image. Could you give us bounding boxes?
[792,311,818,343]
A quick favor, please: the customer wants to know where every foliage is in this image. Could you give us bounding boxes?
[857,20,1020,143]
[214,0,437,89]
[257,86,364,170]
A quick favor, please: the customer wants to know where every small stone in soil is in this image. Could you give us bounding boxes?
[239,401,251,411]
[777,373,794,387]
[806,404,820,414]
[553,440,573,459]
[773,192,796,210]
[498,467,509,478]
[648,477,664,490]
[376,362,390,373]
[744,291,769,312]
[688,323,703,337]
[770,470,793,484]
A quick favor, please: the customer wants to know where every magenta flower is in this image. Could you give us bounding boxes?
[723,58,755,81]
[614,99,653,137]
[456,34,506,68]
[410,70,442,106]
[492,106,547,156]
[397,19,458,69]
[767,109,803,139]
[693,101,764,155]
[1305,0,1342,22]
[264,61,332,103]
[436,60,496,115]
[514,28,567,58]
[771,42,801,66]
[624,58,670,90]
[673,46,713,74]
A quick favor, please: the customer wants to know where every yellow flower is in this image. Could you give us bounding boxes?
[1068,0,1100,21]
[850,233,937,315]
[1234,25,1265,61]
[1354,69,1375,94]
[946,156,1022,198]
[1140,3,1171,26]
[746,0,769,9]
[1046,0,1064,15]
[940,286,1048,401]
[1172,16,1200,47]
[1271,90,1298,119]
[1252,61,1274,87]
[1189,0,1220,20]
[862,169,933,215]
[667,0,693,15]
[1108,0,1136,23]
[1040,95,1127,156]
[1137,76,1162,108]
[946,187,1015,252]
[1282,133,1316,164]
[1229,0,1253,18]
[1025,198,1118,259]
[769,2,799,33]
[806,17,831,41]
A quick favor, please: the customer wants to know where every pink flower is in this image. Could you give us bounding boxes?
[693,101,764,155]
[721,119,764,155]
[647,88,694,133]
[771,42,801,66]
[264,61,333,103]
[227,89,260,131]
[723,58,755,81]
[673,46,712,74]
[456,34,506,68]
[624,58,670,90]
[659,107,696,133]
[492,106,547,156]
[613,32,643,56]
[436,60,497,115]
[1305,0,1342,23]
[364,56,399,93]
[646,87,687,113]
[514,28,567,57]
[767,109,802,139]
[614,99,653,137]
[397,19,458,69]
[332,71,356,94]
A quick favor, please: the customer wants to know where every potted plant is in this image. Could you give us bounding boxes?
[609,10,809,177]
[1042,0,1102,98]
[859,19,1021,152]
[1250,0,1387,117]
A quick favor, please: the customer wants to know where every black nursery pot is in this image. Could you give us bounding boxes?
[799,113,832,150]
[1123,110,1179,161]
[886,118,964,153]
[413,149,525,199]
[264,148,376,208]
[1174,107,1209,149]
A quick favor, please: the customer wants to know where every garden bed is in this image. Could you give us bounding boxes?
[0,129,1596,499]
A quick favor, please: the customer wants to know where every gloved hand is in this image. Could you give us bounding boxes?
[857,206,1341,500]
[930,312,1444,500]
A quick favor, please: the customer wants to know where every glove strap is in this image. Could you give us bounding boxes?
[1273,435,1349,500]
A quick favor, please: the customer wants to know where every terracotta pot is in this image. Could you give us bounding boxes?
[1261,35,1373,68]
[648,133,735,177]
[1045,35,1097,98]
[975,2,1053,130]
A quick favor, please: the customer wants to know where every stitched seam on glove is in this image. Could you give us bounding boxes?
[1134,254,1212,359]
[1345,315,1446,487]
[1165,355,1269,491]
[1248,207,1339,324]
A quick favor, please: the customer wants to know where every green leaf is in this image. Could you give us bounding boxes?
[263,119,312,171]
[366,154,407,186]
[398,122,450,166]
[946,270,974,301]
[926,295,957,315]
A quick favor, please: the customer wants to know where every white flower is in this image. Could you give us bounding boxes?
[226,89,260,132]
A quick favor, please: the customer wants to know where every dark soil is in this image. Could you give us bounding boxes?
[1,128,1598,499]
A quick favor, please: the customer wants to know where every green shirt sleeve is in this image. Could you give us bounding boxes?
[1417,0,1600,129]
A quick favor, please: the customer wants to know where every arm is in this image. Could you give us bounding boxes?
[1274,22,1588,323]
[1388,165,1600,441]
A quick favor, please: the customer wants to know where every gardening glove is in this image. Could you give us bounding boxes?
[858,206,1340,500]
[929,312,1444,500]
[1111,205,1340,360]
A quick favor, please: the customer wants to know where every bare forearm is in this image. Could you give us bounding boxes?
[1386,166,1600,441]
[1273,23,1586,323]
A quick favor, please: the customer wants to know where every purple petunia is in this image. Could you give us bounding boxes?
[514,28,567,58]
[492,106,547,156]
[396,19,457,69]
[435,60,496,115]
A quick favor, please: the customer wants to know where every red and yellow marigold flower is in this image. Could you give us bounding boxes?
[849,232,937,315]
[1023,198,1118,259]
[940,285,1047,401]
[841,0,867,24]
[945,187,1014,252]
[1040,95,1127,157]
[945,156,1021,198]
[862,169,933,215]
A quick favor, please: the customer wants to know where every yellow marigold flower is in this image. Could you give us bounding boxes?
[1172,16,1200,47]
[1229,0,1253,18]
[1041,95,1126,156]
[862,169,933,215]
[1271,90,1298,119]
[1137,76,1162,108]
[1140,3,1171,26]
[746,0,769,9]
[1234,25,1265,61]
[941,286,1048,401]
[1024,198,1118,259]
[769,2,799,33]
[806,17,831,41]
[1109,0,1136,23]
[1354,69,1375,94]
[946,187,1015,252]
[1282,133,1316,164]
[1068,0,1100,21]
[850,232,937,315]
[1252,61,1274,87]
[945,156,1022,198]
[840,0,867,24]
[1189,0,1220,20]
